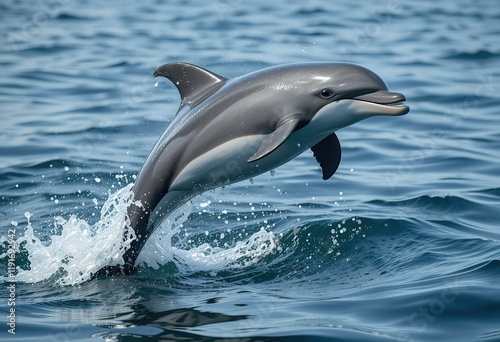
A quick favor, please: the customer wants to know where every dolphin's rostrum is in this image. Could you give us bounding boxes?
[96,62,409,276]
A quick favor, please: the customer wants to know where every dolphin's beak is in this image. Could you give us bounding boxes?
[351,90,409,116]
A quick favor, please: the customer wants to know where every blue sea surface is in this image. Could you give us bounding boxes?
[1,0,500,341]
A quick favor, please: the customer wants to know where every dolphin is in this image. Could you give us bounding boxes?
[96,62,409,276]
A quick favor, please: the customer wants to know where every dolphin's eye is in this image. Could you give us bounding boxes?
[320,88,334,99]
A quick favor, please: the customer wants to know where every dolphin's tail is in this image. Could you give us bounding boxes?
[93,188,196,277]
[92,201,147,277]
[93,263,138,277]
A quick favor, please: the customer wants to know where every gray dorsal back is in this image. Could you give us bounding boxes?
[153,62,227,113]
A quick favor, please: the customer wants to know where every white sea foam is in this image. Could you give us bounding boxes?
[5,184,276,286]
[137,198,277,274]
[137,205,276,274]
[8,184,136,286]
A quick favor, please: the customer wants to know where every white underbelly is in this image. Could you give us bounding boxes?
[169,135,265,191]
[168,120,334,193]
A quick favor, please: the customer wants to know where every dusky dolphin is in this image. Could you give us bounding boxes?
[97,62,409,276]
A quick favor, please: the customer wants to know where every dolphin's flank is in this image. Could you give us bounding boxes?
[95,62,409,277]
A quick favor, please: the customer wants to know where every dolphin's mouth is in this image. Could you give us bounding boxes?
[351,90,409,115]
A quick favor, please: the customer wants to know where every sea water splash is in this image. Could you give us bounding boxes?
[138,210,277,274]
[137,198,277,274]
[3,183,277,286]
[5,184,137,286]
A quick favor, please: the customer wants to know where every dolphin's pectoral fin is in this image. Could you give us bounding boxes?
[154,62,227,113]
[311,133,342,180]
[247,119,300,163]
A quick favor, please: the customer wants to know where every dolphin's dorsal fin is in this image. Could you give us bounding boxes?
[154,62,227,113]
[247,119,301,163]
[311,133,342,180]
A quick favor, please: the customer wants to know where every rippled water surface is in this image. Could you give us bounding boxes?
[1,0,500,341]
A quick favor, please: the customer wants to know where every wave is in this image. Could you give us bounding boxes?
[442,49,500,60]
[0,182,279,286]
[474,187,500,196]
[0,178,388,287]
[0,184,136,285]
[370,194,476,214]
[2,170,498,289]
[54,13,92,21]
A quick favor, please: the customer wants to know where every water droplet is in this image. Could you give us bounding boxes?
[95,177,101,183]
[154,81,159,87]
[200,200,211,208]
[270,170,276,177]
[64,166,69,171]
[11,221,18,227]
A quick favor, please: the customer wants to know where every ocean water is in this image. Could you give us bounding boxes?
[1,0,500,341]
